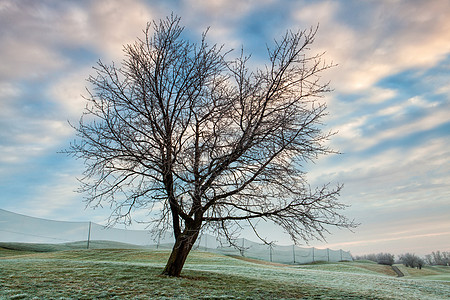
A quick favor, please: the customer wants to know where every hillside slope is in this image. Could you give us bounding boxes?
[0,248,449,299]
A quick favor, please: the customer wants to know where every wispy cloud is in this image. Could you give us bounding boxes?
[0,0,449,255]
[292,0,450,93]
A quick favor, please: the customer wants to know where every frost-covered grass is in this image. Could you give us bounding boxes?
[396,264,450,282]
[292,260,397,276]
[1,248,449,299]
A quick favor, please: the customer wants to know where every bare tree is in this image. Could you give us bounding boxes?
[399,253,424,269]
[428,251,450,266]
[67,15,356,277]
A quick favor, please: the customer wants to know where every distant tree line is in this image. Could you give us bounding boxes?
[424,251,450,266]
[354,250,449,268]
[354,253,395,266]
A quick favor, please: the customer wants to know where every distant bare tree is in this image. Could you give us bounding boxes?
[427,251,450,266]
[67,15,356,277]
[376,253,395,266]
[399,253,424,269]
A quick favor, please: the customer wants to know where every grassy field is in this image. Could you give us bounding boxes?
[0,245,449,299]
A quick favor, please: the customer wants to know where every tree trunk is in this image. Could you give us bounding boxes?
[162,229,199,277]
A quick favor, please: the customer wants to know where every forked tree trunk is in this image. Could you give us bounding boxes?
[162,229,200,277]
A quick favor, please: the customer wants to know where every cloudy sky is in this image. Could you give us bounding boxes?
[1,0,449,256]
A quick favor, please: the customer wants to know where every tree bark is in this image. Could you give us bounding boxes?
[161,228,200,277]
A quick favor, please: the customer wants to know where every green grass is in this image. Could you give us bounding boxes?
[0,246,449,299]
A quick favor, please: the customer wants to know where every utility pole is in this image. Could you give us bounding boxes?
[156,234,160,249]
[312,247,315,262]
[86,221,91,249]
[293,245,296,264]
